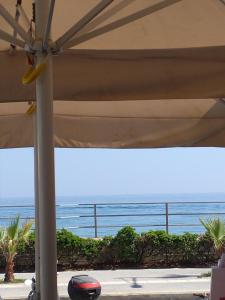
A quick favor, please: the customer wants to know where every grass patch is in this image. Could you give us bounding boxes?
[0,278,24,284]
[198,271,211,278]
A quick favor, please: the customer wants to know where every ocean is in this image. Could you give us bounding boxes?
[0,193,225,237]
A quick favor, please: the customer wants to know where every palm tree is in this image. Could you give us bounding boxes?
[200,218,225,267]
[0,216,33,282]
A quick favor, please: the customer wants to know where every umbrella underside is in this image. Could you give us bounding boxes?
[1,0,225,149]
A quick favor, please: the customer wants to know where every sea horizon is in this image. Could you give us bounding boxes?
[1,191,225,205]
[1,192,225,237]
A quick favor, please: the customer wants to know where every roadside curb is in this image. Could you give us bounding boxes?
[6,294,202,300]
[99,295,201,300]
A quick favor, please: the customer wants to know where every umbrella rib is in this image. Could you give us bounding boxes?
[0,28,25,48]
[17,4,30,29]
[43,0,55,50]
[65,0,183,49]
[217,98,225,106]
[55,0,114,50]
[0,3,31,45]
[72,0,136,39]
[11,1,21,49]
[191,122,225,146]
[54,114,225,120]
[17,3,34,41]
[219,0,225,5]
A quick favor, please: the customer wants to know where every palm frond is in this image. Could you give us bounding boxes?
[7,216,20,240]
[18,221,33,242]
[200,219,211,232]
[0,228,6,248]
[0,228,5,241]
[0,216,32,282]
[200,218,225,252]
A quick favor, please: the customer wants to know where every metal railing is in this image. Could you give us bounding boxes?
[0,201,225,237]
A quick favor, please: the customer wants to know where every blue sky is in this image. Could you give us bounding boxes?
[0,148,225,198]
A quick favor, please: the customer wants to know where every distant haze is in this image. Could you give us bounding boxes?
[0,147,225,198]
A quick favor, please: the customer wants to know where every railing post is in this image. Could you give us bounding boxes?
[165,203,169,234]
[94,204,98,238]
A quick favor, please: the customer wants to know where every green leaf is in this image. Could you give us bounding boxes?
[200,218,225,253]
[7,216,20,240]
[18,221,33,242]
[0,228,5,242]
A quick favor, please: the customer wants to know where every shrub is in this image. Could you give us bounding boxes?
[197,233,217,264]
[57,229,83,267]
[0,227,218,270]
[110,226,138,264]
[81,238,102,262]
[164,233,200,266]
[136,230,170,266]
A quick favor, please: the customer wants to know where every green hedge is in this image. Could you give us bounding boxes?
[0,226,217,272]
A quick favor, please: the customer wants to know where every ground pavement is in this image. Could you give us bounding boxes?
[0,268,211,300]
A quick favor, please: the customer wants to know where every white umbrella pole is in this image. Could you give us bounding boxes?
[34,114,40,299]
[35,0,58,299]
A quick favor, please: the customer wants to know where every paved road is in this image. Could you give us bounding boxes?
[0,268,211,299]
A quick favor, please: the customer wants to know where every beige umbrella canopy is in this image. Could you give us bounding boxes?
[2,98,225,148]
[1,0,225,148]
[1,1,225,299]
